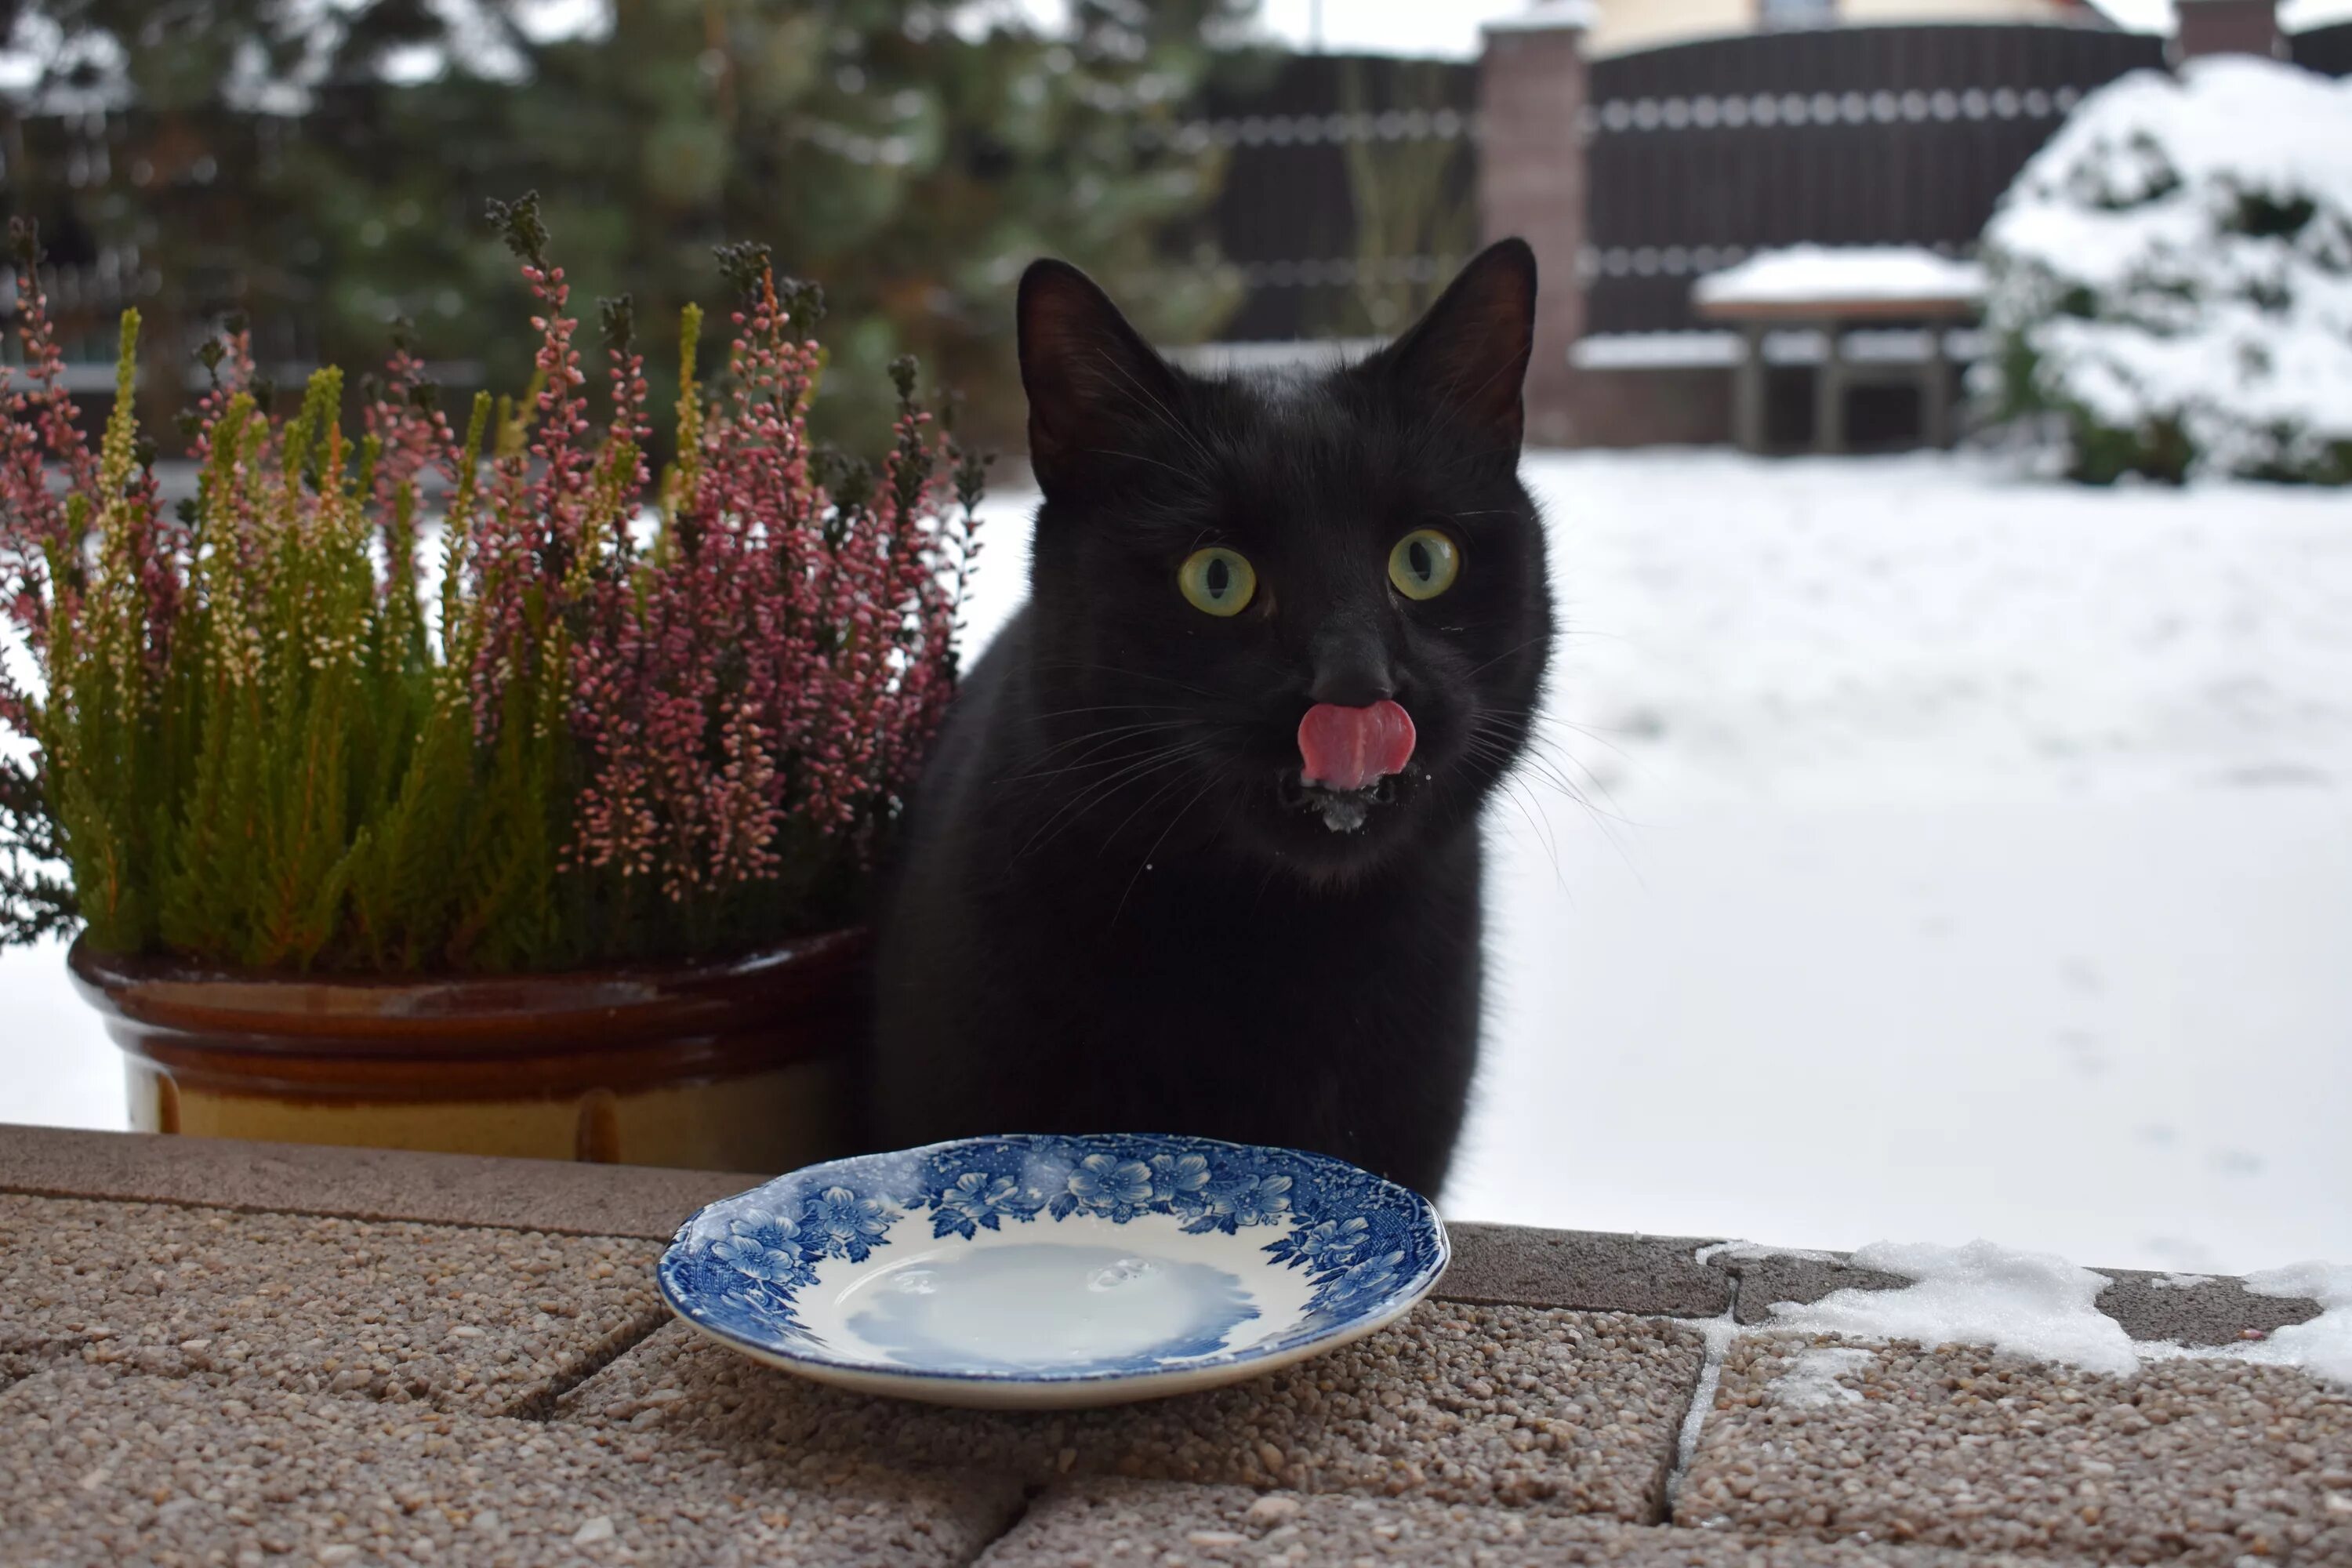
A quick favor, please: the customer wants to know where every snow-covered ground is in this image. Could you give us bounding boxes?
[1446,452,2352,1275]
[4,450,2348,1276]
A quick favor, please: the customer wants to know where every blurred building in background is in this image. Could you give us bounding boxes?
[1585,0,2109,58]
[1198,0,2346,451]
[3,0,2346,455]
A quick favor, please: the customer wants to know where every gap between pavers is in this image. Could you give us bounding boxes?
[1657,1272,1743,1524]
[969,1475,2105,1566]
[0,1190,669,1418]
[0,1357,1025,1568]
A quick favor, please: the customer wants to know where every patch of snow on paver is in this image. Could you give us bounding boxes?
[2151,1272,2216,1290]
[1761,1241,2352,1389]
[1666,1312,1740,1508]
[1771,1346,1875,1407]
[1692,1241,1841,1267]
[1764,1240,2140,1376]
[2235,1262,2352,1388]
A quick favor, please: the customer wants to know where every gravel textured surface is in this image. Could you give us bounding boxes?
[0,1361,1023,1567]
[1677,1334,2352,1565]
[562,1306,1708,1519]
[0,1194,664,1416]
[979,1477,2098,1566]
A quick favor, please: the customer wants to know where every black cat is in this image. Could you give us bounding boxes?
[866,239,1553,1200]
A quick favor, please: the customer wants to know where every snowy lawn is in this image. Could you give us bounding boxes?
[4,450,2347,1276]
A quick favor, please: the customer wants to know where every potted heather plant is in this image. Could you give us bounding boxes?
[0,197,982,1170]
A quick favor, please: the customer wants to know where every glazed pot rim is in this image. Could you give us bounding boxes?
[68,927,866,993]
[67,927,869,1049]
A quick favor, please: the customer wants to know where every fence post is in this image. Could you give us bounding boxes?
[1922,327,1955,451]
[1479,3,1593,448]
[2172,0,2281,61]
[1813,324,1847,456]
[1734,324,1767,455]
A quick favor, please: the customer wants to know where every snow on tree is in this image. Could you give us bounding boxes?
[1977,57,2352,486]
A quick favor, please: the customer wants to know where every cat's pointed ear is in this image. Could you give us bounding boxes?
[1018,259,1187,492]
[1364,238,1537,452]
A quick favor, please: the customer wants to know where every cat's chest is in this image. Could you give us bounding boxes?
[1024,864,1477,1046]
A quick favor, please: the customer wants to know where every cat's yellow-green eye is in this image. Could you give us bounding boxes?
[1178,546,1257,617]
[1388,528,1461,601]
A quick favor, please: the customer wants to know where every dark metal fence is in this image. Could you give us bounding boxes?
[2293,20,2352,74]
[1183,53,1479,342]
[1,107,327,380]
[1196,22,2351,344]
[13,24,2346,369]
[1584,24,2166,336]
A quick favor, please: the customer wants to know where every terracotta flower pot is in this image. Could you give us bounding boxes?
[67,931,868,1173]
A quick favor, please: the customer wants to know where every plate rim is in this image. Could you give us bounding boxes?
[654,1131,1451,1392]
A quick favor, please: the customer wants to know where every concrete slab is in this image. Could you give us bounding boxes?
[1677,1334,2352,1564]
[1442,1224,1731,1318]
[0,1360,1023,1567]
[561,1305,1708,1518]
[2095,1269,2323,1348]
[0,1122,761,1242]
[16,1131,2321,1343]
[978,1477,2095,1566]
[0,1192,664,1417]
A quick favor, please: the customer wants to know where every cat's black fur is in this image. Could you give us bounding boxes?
[866,240,1552,1198]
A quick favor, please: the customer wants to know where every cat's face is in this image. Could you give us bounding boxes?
[1013,242,1553,886]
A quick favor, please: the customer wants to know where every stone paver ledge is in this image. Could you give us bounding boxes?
[0,1121,773,1243]
[1,1125,2345,1566]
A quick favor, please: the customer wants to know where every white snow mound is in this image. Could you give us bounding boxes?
[1765,1239,2140,1376]
[1757,1240,2352,1389]
[2238,1261,2352,1388]
[1697,245,1984,309]
[1771,1345,1875,1407]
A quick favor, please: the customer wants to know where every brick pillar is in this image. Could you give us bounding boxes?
[2172,0,2281,60]
[1479,4,1591,448]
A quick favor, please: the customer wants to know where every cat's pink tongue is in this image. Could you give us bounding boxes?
[1298,700,1417,793]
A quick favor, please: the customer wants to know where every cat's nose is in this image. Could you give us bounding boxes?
[1308,630,1396,708]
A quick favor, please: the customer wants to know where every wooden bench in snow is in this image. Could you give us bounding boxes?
[1694,246,1985,456]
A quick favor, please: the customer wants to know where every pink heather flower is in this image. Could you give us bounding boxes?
[1,233,93,686]
[8,212,978,946]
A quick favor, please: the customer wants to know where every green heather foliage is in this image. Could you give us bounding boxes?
[0,203,982,971]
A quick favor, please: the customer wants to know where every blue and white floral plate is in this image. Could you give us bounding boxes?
[656,1134,1449,1408]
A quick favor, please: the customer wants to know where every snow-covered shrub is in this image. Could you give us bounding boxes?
[1978,57,2352,485]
